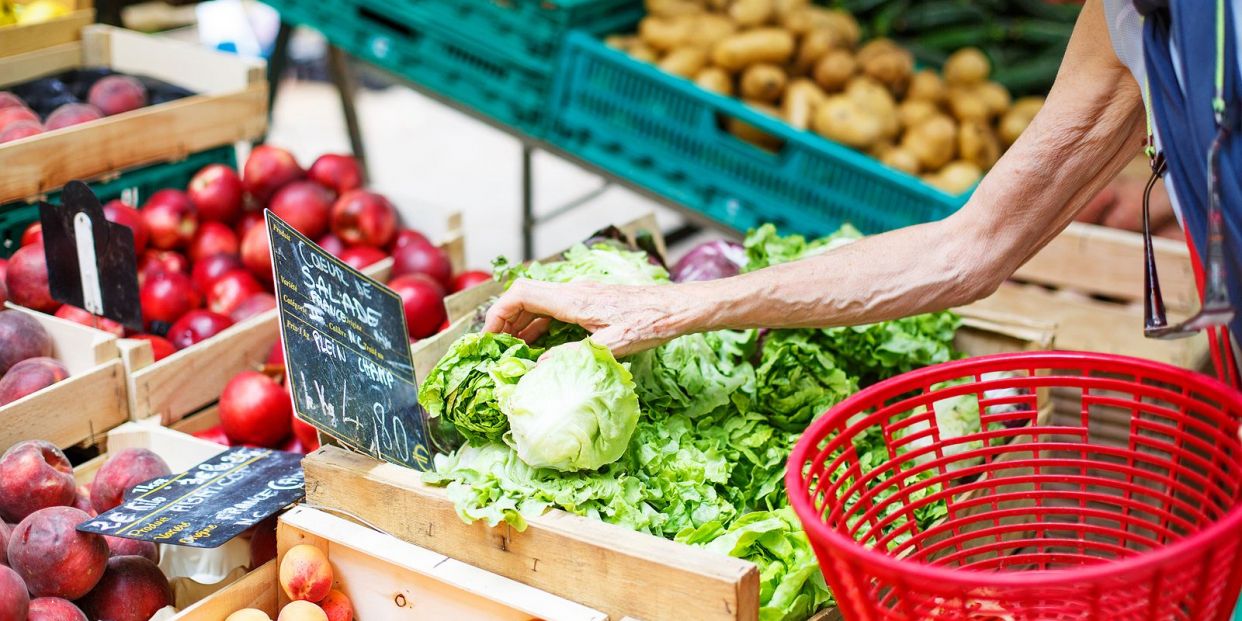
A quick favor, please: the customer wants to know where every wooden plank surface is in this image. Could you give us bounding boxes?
[0,360,127,453]
[303,446,760,621]
[0,9,94,58]
[279,506,609,621]
[0,40,81,84]
[86,25,264,93]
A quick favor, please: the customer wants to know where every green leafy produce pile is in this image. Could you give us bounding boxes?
[422,226,971,620]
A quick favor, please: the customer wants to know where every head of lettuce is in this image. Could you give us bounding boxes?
[500,339,641,472]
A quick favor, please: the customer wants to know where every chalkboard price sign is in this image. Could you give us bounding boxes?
[78,447,303,548]
[266,211,433,471]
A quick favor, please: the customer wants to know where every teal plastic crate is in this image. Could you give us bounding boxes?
[549,32,973,237]
[0,146,237,259]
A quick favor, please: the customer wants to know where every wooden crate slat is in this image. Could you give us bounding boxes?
[0,8,94,58]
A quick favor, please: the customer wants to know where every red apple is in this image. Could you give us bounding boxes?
[451,270,492,292]
[190,253,244,293]
[103,200,148,255]
[236,211,264,238]
[208,270,263,316]
[389,228,430,252]
[278,435,303,454]
[188,221,239,264]
[21,222,42,247]
[331,190,397,248]
[137,249,190,287]
[0,257,8,288]
[316,233,346,258]
[6,243,57,312]
[191,425,230,446]
[307,154,362,195]
[0,441,75,524]
[128,334,175,362]
[0,106,37,132]
[268,340,284,366]
[140,271,200,329]
[292,416,320,453]
[142,189,197,250]
[230,293,277,322]
[388,274,446,339]
[0,120,42,143]
[88,75,147,116]
[338,246,386,271]
[219,371,292,447]
[0,92,24,110]
[53,305,124,337]
[187,164,244,224]
[240,224,272,283]
[166,310,233,350]
[269,180,334,239]
[243,145,304,204]
[44,103,103,131]
[391,241,451,289]
[0,281,6,310]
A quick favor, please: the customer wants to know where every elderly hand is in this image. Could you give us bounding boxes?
[483,279,694,357]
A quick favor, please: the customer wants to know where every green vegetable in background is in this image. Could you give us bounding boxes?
[743,223,863,272]
[417,332,542,444]
[631,330,757,420]
[735,330,857,432]
[496,243,670,286]
[817,311,962,386]
[503,339,642,472]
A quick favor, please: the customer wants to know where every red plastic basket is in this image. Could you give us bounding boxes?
[787,351,1242,620]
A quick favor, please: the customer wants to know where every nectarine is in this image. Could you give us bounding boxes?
[279,544,333,603]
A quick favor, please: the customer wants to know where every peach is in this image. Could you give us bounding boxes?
[319,589,353,621]
[27,597,87,621]
[277,601,328,621]
[0,310,52,376]
[0,521,9,565]
[0,120,43,143]
[226,609,272,621]
[44,104,103,131]
[8,507,107,599]
[71,486,94,517]
[0,92,25,110]
[4,243,56,312]
[104,536,158,563]
[77,556,171,621]
[0,357,69,406]
[90,448,171,513]
[279,544,333,602]
[0,106,37,132]
[87,75,147,116]
[0,565,28,621]
[0,441,76,523]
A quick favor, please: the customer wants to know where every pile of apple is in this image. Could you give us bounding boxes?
[2,145,486,356]
[0,75,149,144]
[0,311,67,408]
[226,544,353,621]
[0,440,176,621]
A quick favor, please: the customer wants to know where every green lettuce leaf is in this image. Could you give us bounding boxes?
[743,223,862,272]
[631,330,757,419]
[496,243,670,286]
[817,311,962,386]
[735,330,857,431]
[417,332,541,444]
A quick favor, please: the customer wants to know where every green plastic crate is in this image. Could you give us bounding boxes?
[549,32,972,237]
[0,146,236,259]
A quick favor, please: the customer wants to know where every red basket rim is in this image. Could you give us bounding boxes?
[786,350,1242,589]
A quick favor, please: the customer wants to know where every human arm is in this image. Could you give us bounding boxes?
[486,0,1145,356]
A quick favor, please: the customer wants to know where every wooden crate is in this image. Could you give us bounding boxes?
[968,222,1207,368]
[0,303,127,453]
[309,311,1053,621]
[0,0,93,57]
[0,25,267,204]
[123,222,465,425]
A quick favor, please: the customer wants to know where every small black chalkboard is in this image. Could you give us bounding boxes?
[39,182,141,332]
[77,447,304,548]
[266,211,433,471]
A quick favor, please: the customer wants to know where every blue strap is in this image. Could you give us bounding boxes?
[1142,1,1242,338]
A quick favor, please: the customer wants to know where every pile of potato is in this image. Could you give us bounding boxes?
[605,0,1045,195]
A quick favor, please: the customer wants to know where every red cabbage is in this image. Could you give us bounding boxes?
[671,240,746,282]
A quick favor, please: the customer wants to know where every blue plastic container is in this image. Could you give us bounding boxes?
[549,32,973,236]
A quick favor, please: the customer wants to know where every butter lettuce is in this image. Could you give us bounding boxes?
[417,332,541,444]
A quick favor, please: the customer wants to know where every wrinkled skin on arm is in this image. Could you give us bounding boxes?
[486,0,1145,357]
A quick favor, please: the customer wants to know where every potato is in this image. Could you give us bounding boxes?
[1012,96,1045,117]
[973,81,1011,116]
[846,76,897,138]
[946,88,990,122]
[998,97,1043,146]
[881,146,921,175]
[684,14,737,48]
[820,9,861,49]
[813,95,883,148]
[645,0,705,17]
[728,101,785,151]
[729,0,774,27]
[859,45,914,93]
[944,47,990,86]
[897,99,939,130]
[695,66,734,95]
[958,121,1001,169]
[639,16,691,51]
[780,6,816,34]
[782,79,826,130]
[740,63,788,102]
[630,43,659,63]
[867,140,894,158]
[901,113,957,170]
[712,28,796,70]
[793,28,844,75]
[659,47,709,78]
[813,49,855,92]
[906,69,946,103]
[926,160,982,194]
[855,38,900,66]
